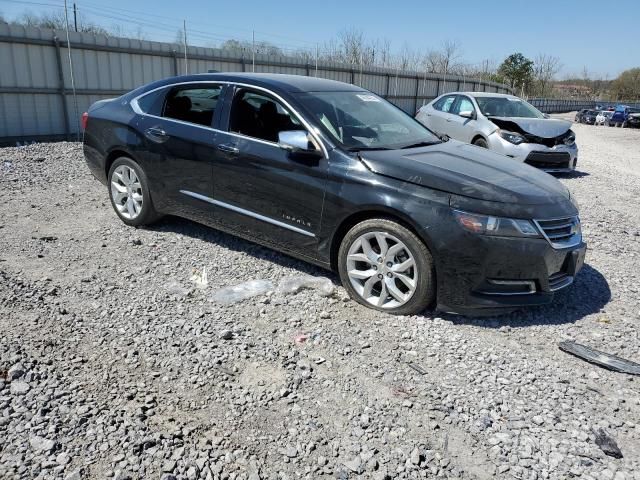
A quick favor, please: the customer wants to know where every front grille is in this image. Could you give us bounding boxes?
[548,271,574,291]
[525,152,571,170]
[524,130,572,147]
[534,216,582,249]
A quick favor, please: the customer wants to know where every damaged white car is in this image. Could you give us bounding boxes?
[416,93,577,173]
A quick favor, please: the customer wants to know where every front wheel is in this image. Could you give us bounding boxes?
[473,137,488,148]
[337,219,436,315]
[108,157,160,226]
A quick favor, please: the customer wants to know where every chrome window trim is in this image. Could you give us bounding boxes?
[179,190,316,238]
[130,80,329,158]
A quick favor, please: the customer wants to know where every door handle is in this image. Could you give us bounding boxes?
[217,143,239,154]
[144,127,169,143]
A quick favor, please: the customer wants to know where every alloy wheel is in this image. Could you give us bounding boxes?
[346,231,418,309]
[111,165,143,219]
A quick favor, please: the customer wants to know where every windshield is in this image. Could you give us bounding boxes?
[474,96,545,119]
[295,91,440,150]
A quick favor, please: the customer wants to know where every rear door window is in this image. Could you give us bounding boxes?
[433,95,456,113]
[162,85,223,127]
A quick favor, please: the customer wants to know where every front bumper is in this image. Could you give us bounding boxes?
[487,132,578,173]
[429,217,586,316]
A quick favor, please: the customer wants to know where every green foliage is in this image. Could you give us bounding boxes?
[498,53,534,90]
[611,68,640,100]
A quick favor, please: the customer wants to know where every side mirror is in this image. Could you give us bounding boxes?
[459,110,474,119]
[278,130,322,158]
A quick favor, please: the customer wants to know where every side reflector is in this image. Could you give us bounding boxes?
[81,112,89,130]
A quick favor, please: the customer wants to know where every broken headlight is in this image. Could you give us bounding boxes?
[498,129,526,145]
[453,210,541,238]
[563,130,576,145]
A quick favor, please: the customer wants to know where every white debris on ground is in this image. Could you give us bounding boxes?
[0,122,640,479]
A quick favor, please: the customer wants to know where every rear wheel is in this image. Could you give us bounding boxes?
[108,157,160,226]
[473,137,488,148]
[337,218,436,315]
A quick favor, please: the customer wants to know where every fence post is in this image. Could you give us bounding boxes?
[53,37,71,141]
[435,78,440,96]
[413,75,420,114]
[350,68,355,85]
[456,79,461,91]
[305,63,310,77]
[172,51,179,76]
[240,54,246,72]
[385,73,391,99]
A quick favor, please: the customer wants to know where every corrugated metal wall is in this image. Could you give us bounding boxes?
[0,24,513,144]
[529,98,640,114]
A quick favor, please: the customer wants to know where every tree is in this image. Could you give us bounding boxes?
[611,68,640,100]
[14,10,109,35]
[533,54,561,97]
[498,53,534,92]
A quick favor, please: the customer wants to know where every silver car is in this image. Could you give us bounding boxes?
[416,92,578,173]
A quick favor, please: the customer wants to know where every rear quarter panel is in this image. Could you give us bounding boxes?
[83,98,143,185]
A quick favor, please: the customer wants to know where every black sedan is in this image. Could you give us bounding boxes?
[576,109,599,125]
[83,73,586,316]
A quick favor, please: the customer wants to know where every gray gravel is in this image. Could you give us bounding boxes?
[1,122,640,480]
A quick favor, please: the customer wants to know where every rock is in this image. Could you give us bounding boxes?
[532,415,544,426]
[410,447,421,465]
[30,435,56,453]
[219,330,234,340]
[343,457,363,473]
[317,456,328,466]
[283,445,297,458]
[594,428,623,458]
[162,460,176,472]
[10,381,30,394]
[56,453,71,465]
[7,362,25,380]
[64,470,83,480]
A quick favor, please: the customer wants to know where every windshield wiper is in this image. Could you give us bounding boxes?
[399,140,441,149]
[346,146,392,152]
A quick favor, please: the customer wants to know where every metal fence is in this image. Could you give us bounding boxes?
[529,98,640,114]
[0,24,513,145]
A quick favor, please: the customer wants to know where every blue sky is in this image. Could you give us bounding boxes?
[2,0,639,78]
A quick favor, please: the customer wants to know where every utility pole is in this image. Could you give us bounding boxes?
[252,30,255,73]
[183,20,188,75]
[315,44,318,77]
[73,3,77,32]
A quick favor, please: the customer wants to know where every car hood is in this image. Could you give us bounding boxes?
[488,116,572,138]
[359,140,570,205]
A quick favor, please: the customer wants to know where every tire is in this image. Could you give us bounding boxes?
[473,137,488,148]
[337,218,436,315]
[108,156,160,227]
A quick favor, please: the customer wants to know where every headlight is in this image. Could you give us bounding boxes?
[498,129,526,145]
[453,210,541,237]
[563,130,575,145]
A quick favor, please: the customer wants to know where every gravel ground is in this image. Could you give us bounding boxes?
[1,121,640,480]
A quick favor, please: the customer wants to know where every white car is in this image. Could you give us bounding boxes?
[595,110,613,126]
[416,92,578,173]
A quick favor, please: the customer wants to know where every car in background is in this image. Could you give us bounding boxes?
[575,109,589,123]
[610,105,640,127]
[416,92,577,173]
[595,110,613,126]
[82,73,586,316]
[627,112,640,128]
[576,109,599,125]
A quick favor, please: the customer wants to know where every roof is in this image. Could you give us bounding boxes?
[459,92,517,98]
[135,73,366,96]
